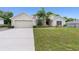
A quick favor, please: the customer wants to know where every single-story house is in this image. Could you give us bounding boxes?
[67,20,79,28]
[11,13,33,28]
[11,13,66,28]
[0,17,4,25]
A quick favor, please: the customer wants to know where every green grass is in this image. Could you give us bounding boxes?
[0,24,9,28]
[33,28,79,51]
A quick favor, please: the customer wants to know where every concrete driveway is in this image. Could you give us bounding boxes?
[0,28,35,51]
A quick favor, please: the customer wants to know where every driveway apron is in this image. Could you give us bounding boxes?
[0,28,35,51]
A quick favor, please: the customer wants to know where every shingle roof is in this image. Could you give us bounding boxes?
[11,13,33,20]
[49,15,66,21]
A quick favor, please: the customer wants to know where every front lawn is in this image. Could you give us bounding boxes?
[33,28,79,51]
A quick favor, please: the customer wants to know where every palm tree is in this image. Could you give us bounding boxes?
[34,7,46,26]
[34,8,59,26]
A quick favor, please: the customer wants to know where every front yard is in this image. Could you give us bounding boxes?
[33,28,79,51]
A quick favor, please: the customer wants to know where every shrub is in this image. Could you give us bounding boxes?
[8,26,14,28]
[37,19,43,26]
[33,26,37,28]
[64,24,67,27]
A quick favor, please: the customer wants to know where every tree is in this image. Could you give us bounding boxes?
[3,11,13,25]
[0,10,13,25]
[3,12,13,18]
[34,7,46,26]
[64,17,76,22]
[64,17,68,19]
[67,18,75,22]
[0,10,14,28]
[0,10,3,17]
[34,8,62,26]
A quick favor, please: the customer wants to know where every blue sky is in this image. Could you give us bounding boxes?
[0,7,79,19]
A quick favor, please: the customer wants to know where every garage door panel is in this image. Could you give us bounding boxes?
[14,20,33,28]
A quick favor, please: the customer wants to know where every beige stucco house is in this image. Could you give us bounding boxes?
[11,13,66,28]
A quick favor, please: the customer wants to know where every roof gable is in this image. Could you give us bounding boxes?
[55,16,65,20]
[11,13,33,20]
[49,15,65,21]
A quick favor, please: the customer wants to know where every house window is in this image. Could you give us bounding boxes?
[57,21,62,26]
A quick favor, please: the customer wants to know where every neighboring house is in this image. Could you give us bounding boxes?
[67,20,79,28]
[11,13,33,28]
[0,17,4,25]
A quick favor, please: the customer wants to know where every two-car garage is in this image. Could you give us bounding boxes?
[14,20,33,28]
[11,13,33,28]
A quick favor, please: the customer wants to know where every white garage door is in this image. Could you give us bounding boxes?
[14,20,33,28]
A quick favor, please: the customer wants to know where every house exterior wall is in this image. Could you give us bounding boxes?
[33,18,36,26]
[49,15,65,26]
[32,16,38,26]
[51,20,65,26]
[0,17,4,24]
[11,20,15,26]
[0,20,4,24]
[51,20,56,26]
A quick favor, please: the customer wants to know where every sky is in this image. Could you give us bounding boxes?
[0,7,79,19]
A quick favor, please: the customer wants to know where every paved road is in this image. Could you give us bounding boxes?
[0,28,35,51]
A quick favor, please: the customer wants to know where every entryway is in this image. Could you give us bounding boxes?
[57,21,62,26]
[46,19,52,26]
